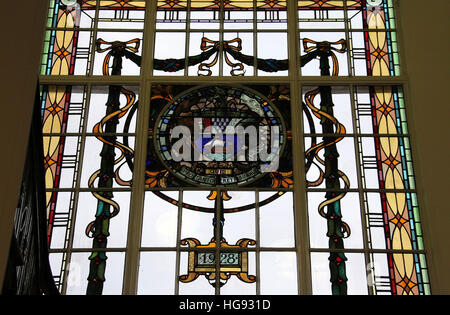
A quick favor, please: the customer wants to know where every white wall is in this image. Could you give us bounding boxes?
[0,0,48,288]
[398,0,450,294]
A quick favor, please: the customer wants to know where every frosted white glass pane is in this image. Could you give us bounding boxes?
[223,191,256,244]
[138,252,176,294]
[154,32,186,76]
[181,209,215,245]
[257,33,288,76]
[142,191,179,247]
[260,252,298,294]
[259,192,295,248]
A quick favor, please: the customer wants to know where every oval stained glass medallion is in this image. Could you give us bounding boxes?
[153,85,286,188]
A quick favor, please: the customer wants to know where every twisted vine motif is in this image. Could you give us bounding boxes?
[302,39,351,295]
[82,36,352,294]
[84,39,138,295]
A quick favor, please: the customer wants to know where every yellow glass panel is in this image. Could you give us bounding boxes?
[386,193,406,219]
[51,114,62,134]
[395,192,406,215]
[56,12,67,29]
[368,31,386,50]
[42,114,62,134]
[157,0,187,8]
[384,167,404,190]
[379,58,390,76]
[375,86,390,103]
[98,1,119,6]
[48,135,61,158]
[386,192,398,215]
[56,29,66,49]
[384,168,394,189]
[368,12,386,30]
[392,168,404,190]
[63,30,74,48]
[401,228,413,251]
[93,0,147,7]
[51,58,69,75]
[298,0,315,7]
[327,1,345,7]
[48,86,58,104]
[372,59,382,76]
[386,115,398,135]
[372,58,390,76]
[45,169,55,191]
[231,0,254,6]
[65,11,74,28]
[379,134,399,157]
[42,116,54,135]
[50,59,62,75]
[46,191,52,204]
[257,0,286,8]
[130,1,146,7]
[191,0,217,9]
[298,0,346,7]
[392,252,406,276]
[43,136,51,156]
[378,115,388,134]
[55,86,66,104]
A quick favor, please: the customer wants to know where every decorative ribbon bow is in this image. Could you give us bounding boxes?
[96,38,140,75]
[223,38,245,76]
[303,39,347,76]
[198,37,246,76]
[198,37,221,76]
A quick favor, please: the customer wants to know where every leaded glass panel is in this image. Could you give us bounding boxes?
[39,0,430,296]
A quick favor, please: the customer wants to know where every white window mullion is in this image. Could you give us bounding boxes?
[121,0,157,295]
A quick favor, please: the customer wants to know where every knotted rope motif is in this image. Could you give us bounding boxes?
[303,38,347,76]
[85,39,139,239]
[95,38,140,75]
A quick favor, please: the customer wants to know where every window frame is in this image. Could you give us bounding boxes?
[39,0,429,295]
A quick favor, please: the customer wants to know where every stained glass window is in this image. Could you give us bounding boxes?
[39,0,430,295]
